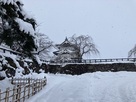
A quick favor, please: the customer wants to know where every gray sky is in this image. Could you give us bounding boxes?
[22,0,136,59]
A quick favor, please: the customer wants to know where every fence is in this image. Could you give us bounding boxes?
[0,78,47,102]
[80,58,136,63]
[49,58,136,64]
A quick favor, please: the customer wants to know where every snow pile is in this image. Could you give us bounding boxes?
[26,72,136,102]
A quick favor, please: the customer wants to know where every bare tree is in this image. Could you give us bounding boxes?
[128,44,136,57]
[36,33,53,60]
[69,34,99,59]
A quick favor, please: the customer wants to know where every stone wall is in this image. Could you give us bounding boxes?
[46,63,136,75]
[1,55,136,78]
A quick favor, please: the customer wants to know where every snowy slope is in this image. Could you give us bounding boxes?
[26,72,136,102]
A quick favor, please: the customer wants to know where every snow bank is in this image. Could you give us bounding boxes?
[26,72,136,102]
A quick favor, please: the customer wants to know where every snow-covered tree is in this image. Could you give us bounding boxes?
[36,33,53,61]
[128,44,136,57]
[69,34,99,59]
[0,0,37,57]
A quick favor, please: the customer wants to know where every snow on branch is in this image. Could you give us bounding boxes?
[15,18,35,36]
[1,0,14,5]
[1,0,23,5]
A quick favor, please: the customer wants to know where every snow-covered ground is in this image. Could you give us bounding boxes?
[25,72,136,102]
[0,78,13,92]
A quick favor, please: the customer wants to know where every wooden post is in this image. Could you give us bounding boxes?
[5,87,10,102]
[39,79,42,91]
[28,83,30,98]
[44,77,46,85]
[0,89,1,102]
[36,79,40,92]
[38,80,40,92]
[18,86,21,101]
[42,79,44,87]
[12,86,16,102]
[41,80,42,90]
[23,86,26,102]
[32,83,36,95]
[16,85,20,101]
[42,80,44,87]
[45,79,47,85]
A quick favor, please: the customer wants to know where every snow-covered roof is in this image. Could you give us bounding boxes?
[53,49,72,55]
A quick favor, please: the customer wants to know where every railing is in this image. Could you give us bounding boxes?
[9,77,44,85]
[49,58,136,64]
[81,58,136,63]
[0,78,47,102]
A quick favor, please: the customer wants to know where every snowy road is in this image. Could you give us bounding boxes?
[26,72,136,102]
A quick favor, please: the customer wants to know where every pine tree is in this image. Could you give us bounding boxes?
[0,0,37,57]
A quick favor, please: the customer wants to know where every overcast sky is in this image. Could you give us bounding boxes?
[22,0,136,59]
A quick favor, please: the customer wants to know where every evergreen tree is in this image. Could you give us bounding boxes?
[0,0,37,57]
